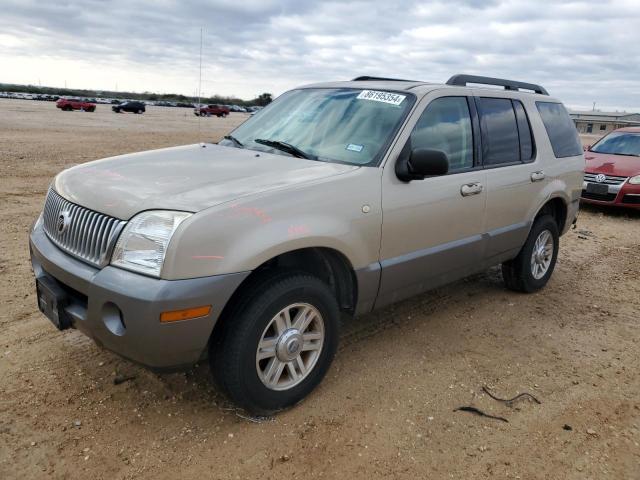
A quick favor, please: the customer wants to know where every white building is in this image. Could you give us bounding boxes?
[569,110,640,134]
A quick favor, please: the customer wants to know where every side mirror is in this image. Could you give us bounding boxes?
[409,148,449,178]
[395,146,449,182]
[409,149,449,177]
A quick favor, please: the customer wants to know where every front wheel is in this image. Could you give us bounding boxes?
[211,272,339,415]
[502,214,559,293]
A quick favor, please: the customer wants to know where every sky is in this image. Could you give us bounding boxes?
[1,0,639,111]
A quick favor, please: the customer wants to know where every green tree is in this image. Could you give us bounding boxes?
[255,93,273,107]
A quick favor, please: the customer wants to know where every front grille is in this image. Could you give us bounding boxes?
[43,189,126,268]
[622,194,640,205]
[584,172,628,185]
[581,190,617,202]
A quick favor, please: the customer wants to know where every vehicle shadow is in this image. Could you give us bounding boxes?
[149,267,507,418]
[580,202,640,219]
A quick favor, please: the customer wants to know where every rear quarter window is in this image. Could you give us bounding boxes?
[535,102,582,158]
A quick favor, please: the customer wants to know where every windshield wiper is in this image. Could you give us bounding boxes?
[222,135,244,148]
[254,138,316,160]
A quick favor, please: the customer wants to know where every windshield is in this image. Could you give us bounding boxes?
[220,88,415,165]
[591,131,640,156]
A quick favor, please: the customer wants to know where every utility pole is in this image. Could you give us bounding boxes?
[592,101,596,111]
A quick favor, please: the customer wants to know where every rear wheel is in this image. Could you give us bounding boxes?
[211,272,339,415]
[502,214,559,293]
[136,109,143,114]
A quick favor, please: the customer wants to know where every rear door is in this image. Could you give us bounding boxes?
[474,94,544,262]
[377,92,487,308]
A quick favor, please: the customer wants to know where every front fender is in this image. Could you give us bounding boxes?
[161,168,383,280]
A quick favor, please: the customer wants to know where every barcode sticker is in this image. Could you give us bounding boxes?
[357,90,406,106]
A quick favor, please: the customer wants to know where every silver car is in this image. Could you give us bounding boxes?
[30,74,584,414]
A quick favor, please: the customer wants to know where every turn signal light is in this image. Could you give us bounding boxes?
[160,305,211,323]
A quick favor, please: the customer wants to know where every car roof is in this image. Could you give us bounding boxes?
[299,75,556,101]
[300,79,437,93]
[615,127,640,133]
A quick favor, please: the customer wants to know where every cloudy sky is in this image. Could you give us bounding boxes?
[1,0,639,110]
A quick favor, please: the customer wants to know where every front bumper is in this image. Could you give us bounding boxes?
[30,221,249,370]
[581,178,640,209]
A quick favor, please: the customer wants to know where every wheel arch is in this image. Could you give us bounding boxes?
[208,246,358,349]
[534,196,568,233]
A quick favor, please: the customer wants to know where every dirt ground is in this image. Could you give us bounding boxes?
[1,99,639,479]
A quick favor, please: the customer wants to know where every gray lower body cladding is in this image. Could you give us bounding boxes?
[30,222,249,370]
[373,222,531,310]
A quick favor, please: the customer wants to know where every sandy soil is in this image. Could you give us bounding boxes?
[1,99,639,479]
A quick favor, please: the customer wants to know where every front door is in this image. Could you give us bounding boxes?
[377,94,487,308]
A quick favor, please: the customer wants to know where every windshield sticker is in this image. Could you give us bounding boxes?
[346,144,364,153]
[357,90,406,106]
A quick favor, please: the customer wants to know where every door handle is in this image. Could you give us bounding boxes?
[531,171,546,182]
[460,182,483,197]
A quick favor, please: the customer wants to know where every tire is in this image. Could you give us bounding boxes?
[63,106,72,111]
[210,271,340,415]
[502,214,559,293]
[136,109,143,114]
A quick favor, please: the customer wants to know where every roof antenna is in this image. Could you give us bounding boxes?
[198,27,205,148]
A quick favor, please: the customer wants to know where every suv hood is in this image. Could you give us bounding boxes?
[54,144,358,219]
[585,151,640,178]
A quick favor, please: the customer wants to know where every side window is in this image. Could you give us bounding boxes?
[409,96,473,171]
[513,100,534,162]
[536,102,583,158]
[477,97,520,166]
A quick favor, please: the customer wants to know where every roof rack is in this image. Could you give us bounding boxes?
[446,74,549,95]
[352,76,417,82]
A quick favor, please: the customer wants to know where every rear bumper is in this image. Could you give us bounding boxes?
[29,221,249,371]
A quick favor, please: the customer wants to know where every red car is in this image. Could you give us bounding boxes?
[56,98,96,112]
[582,127,640,209]
[194,104,230,117]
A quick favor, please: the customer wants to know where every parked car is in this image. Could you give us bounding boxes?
[195,104,230,117]
[581,127,640,208]
[30,74,583,415]
[112,101,146,114]
[56,98,96,112]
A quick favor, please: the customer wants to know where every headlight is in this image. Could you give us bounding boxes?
[629,175,640,185]
[111,210,191,277]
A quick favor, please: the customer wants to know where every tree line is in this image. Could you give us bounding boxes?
[0,83,273,106]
